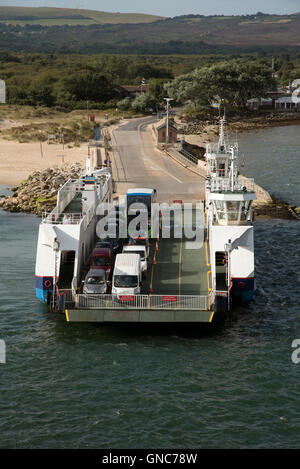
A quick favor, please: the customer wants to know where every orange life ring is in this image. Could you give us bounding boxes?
[237,281,245,289]
[44,280,52,288]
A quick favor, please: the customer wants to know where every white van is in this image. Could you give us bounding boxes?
[122,245,147,278]
[112,253,142,297]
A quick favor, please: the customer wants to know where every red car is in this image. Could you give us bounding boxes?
[89,247,113,280]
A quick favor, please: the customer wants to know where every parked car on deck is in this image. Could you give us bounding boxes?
[122,245,147,278]
[127,236,149,258]
[112,253,142,298]
[82,269,109,294]
[95,238,122,254]
[89,247,113,279]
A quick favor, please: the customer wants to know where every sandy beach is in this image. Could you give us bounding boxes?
[0,138,89,186]
[0,110,119,187]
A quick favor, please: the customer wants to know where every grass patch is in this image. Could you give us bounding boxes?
[0,105,143,144]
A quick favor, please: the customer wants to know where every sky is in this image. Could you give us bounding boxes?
[0,0,299,17]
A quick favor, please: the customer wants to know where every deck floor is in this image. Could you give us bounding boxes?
[143,236,210,296]
[63,193,82,214]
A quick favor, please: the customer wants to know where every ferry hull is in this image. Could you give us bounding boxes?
[35,276,54,303]
[65,308,215,323]
[231,277,255,303]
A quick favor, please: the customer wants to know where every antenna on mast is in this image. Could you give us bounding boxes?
[218,108,227,152]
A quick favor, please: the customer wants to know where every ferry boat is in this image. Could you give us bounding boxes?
[34,117,256,322]
[205,116,256,306]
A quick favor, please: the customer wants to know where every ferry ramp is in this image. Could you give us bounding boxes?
[145,236,210,297]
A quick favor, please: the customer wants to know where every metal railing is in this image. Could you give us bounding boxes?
[56,288,74,311]
[210,177,255,193]
[58,289,73,302]
[56,179,81,214]
[166,149,204,176]
[74,294,210,311]
[42,212,82,224]
[178,145,199,166]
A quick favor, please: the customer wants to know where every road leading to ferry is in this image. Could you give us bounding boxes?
[111,116,205,203]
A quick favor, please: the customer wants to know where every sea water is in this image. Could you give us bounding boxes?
[0,125,299,449]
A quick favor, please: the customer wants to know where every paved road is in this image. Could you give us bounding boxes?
[111,116,205,203]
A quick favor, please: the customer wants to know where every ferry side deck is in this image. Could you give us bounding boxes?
[65,215,216,323]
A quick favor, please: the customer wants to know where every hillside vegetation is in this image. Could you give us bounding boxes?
[0,9,299,54]
[2,51,299,112]
[0,6,163,25]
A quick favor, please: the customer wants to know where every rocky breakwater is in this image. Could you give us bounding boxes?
[0,163,82,217]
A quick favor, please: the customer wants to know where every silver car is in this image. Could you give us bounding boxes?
[83,269,108,294]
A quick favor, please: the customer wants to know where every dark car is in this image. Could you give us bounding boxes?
[95,241,112,249]
[96,238,122,254]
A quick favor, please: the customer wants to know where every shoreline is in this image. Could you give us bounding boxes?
[177,112,300,147]
[0,114,299,220]
[1,112,299,187]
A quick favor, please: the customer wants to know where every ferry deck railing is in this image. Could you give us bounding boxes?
[205,142,238,155]
[42,212,83,224]
[210,177,255,193]
[73,294,211,311]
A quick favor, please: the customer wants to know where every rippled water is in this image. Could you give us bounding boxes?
[0,125,300,449]
[236,124,300,206]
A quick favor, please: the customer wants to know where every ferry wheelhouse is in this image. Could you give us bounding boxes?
[205,117,256,305]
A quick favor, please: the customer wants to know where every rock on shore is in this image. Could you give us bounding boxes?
[0,163,82,217]
[178,112,300,136]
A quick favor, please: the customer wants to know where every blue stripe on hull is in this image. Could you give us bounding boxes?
[231,277,255,303]
[36,288,48,303]
[35,276,53,303]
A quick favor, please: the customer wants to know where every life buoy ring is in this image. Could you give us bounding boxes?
[44,280,52,288]
[237,281,245,289]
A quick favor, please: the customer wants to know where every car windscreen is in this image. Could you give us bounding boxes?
[92,257,110,266]
[86,276,105,284]
[114,275,138,288]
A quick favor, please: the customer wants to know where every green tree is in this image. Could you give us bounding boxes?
[59,71,118,103]
[131,93,157,112]
[165,60,276,108]
[147,78,170,102]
